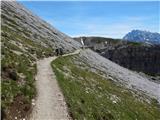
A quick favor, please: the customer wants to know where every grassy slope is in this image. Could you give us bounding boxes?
[51,55,160,120]
[1,16,54,119]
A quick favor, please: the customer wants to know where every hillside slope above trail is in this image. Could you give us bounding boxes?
[79,49,160,102]
[2,1,81,53]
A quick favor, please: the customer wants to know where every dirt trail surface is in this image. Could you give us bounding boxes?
[30,50,81,120]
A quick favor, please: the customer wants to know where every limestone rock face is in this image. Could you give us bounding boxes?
[74,37,160,75]
[2,1,81,53]
[102,45,160,76]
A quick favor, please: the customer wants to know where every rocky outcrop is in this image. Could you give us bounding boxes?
[102,44,160,76]
[74,37,160,76]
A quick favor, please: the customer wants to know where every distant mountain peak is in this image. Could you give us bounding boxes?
[123,30,160,44]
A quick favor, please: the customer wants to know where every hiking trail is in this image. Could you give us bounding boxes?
[30,49,81,120]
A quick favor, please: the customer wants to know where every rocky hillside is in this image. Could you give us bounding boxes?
[123,30,160,44]
[74,37,160,76]
[1,1,80,119]
[2,1,81,53]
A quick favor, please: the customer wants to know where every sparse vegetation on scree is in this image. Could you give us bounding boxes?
[52,55,160,120]
[1,23,54,119]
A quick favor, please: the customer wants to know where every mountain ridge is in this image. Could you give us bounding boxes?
[123,29,160,44]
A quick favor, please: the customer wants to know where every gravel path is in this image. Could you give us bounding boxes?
[30,56,70,120]
[30,50,81,120]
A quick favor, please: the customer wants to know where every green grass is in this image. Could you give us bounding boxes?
[1,25,54,58]
[1,11,55,118]
[51,55,160,120]
[1,48,37,109]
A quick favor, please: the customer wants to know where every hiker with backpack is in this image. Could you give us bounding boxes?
[55,48,63,56]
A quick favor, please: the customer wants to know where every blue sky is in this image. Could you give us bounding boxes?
[20,1,159,38]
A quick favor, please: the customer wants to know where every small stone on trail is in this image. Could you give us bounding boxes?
[32,102,35,106]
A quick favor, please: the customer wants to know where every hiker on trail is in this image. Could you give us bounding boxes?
[55,48,59,56]
[81,37,84,49]
[59,48,63,55]
[55,48,63,56]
